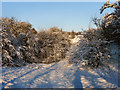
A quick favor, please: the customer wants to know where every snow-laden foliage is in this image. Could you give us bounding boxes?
[1,18,71,66]
[0,17,34,36]
[37,30,71,63]
[69,35,111,68]
[70,0,120,68]
[1,29,25,66]
[68,0,120,68]
[1,0,119,68]
[93,0,120,44]
[83,28,104,41]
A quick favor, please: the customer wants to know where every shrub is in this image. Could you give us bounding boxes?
[1,17,41,66]
[93,0,120,44]
[0,17,37,36]
[70,30,76,39]
[79,0,120,68]
[69,37,111,68]
[38,30,71,63]
[1,18,71,66]
[48,27,60,33]
[84,28,104,41]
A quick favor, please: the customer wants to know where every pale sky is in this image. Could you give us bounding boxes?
[2,1,115,32]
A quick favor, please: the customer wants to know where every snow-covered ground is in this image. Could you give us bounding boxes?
[1,35,119,88]
[2,60,118,88]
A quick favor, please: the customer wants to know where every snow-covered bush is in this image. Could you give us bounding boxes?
[0,17,42,66]
[0,17,37,36]
[73,0,120,68]
[83,28,104,41]
[38,30,71,63]
[70,38,111,68]
[1,18,71,66]
[1,29,24,66]
[93,0,120,44]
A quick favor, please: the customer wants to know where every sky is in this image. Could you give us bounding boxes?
[2,2,115,32]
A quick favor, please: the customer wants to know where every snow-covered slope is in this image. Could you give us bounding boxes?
[1,35,119,88]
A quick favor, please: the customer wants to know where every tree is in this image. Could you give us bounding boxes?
[100,0,120,43]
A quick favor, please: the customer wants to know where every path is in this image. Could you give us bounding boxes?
[1,35,119,88]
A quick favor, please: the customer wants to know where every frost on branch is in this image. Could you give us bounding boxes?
[1,18,71,66]
[100,0,120,44]
[69,35,111,68]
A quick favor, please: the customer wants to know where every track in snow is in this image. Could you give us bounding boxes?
[1,35,119,88]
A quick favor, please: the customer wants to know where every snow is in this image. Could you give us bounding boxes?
[2,60,118,88]
[71,35,84,44]
[1,35,119,88]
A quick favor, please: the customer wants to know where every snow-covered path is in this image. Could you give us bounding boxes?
[1,35,119,88]
[2,60,118,88]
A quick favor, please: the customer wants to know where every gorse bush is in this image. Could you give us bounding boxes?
[1,17,71,66]
[48,27,60,33]
[38,29,71,63]
[1,29,40,66]
[84,28,104,41]
[69,39,111,68]
[1,0,119,67]
[93,0,120,44]
[101,0,120,44]
[75,27,111,68]
[0,17,37,36]
[79,0,120,68]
